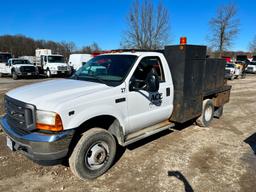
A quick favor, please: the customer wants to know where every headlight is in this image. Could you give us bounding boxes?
[36,110,63,131]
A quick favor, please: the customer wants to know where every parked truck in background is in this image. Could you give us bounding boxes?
[245,61,256,74]
[0,52,12,66]
[35,49,72,77]
[68,54,93,71]
[0,41,231,180]
[225,63,239,80]
[246,56,256,74]
[0,58,39,79]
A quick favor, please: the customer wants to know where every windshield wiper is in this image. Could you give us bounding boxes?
[87,74,109,86]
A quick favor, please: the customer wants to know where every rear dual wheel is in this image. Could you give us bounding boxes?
[196,99,214,127]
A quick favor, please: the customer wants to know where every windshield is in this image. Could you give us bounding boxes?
[72,54,138,86]
[48,56,64,63]
[226,63,235,68]
[250,62,256,66]
[12,60,31,65]
[0,53,12,63]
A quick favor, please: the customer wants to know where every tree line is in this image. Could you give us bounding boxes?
[0,35,101,58]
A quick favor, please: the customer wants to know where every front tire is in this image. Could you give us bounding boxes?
[12,71,18,80]
[46,69,51,78]
[69,128,116,180]
[196,99,214,127]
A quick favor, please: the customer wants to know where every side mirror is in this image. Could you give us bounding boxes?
[146,73,160,92]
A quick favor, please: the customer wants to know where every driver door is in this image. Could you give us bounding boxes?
[126,56,172,134]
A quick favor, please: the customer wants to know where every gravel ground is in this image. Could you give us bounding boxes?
[0,76,256,192]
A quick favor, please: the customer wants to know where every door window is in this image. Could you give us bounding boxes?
[130,56,165,90]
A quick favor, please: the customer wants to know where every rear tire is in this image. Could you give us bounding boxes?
[214,106,223,119]
[196,99,214,127]
[69,128,116,180]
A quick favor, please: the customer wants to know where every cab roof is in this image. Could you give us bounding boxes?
[102,51,164,57]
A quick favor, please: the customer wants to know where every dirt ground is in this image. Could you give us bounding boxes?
[1,76,256,192]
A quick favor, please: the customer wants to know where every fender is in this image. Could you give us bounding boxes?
[63,104,127,136]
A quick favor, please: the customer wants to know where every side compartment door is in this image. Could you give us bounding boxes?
[126,56,173,134]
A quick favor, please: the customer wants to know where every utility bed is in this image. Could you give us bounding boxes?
[164,45,231,123]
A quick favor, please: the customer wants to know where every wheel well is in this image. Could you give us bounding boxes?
[78,115,116,130]
[65,115,124,162]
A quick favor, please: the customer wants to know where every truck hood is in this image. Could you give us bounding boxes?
[14,64,35,67]
[6,79,109,109]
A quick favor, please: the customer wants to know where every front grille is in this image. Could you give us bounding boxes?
[58,66,67,71]
[247,67,253,70]
[4,96,36,134]
[20,66,36,73]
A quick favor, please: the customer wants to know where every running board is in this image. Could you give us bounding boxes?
[123,120,175,146]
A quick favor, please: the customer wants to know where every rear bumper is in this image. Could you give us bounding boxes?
[0,115,75,165]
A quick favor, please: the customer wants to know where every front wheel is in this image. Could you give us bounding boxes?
[69,128,116,180]
[46,70,51,78]
[196,99,214,127]
[12,71,18,80]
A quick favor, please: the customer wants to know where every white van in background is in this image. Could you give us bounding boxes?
[68,54,93,71]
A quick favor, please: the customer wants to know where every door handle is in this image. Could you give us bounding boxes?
[166,88,170,97]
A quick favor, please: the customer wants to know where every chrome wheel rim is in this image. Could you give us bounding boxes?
[85,141,110,170]
[205,106,213,122]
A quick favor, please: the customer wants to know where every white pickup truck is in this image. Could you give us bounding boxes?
[0,44,231,180]
[0,58,39,80]
[245,61,256,74]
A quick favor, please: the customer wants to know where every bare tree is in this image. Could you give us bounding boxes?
[121,0,170,50]
[249,35,256,54]
[81,42,101,53]
[208,3,239,56]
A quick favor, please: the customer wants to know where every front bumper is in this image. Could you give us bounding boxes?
[17,72,38,77]
[51,70,70,75]
[225,73,233,79]
[0,115,75,165]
